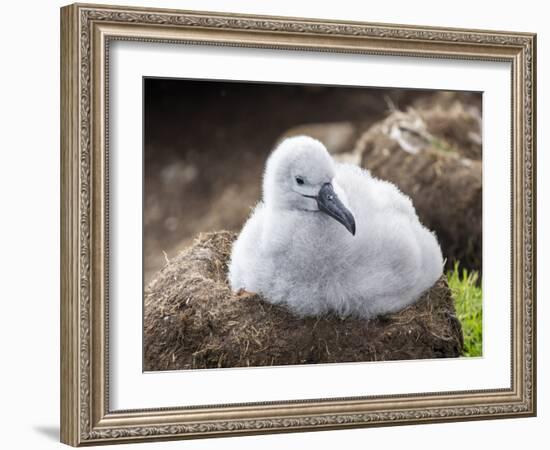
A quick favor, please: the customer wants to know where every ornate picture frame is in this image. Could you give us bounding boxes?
[60,2,536,446]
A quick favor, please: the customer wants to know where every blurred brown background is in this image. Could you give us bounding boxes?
[144,79,482,284]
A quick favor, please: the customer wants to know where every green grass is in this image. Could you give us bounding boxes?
[446,262,483,357]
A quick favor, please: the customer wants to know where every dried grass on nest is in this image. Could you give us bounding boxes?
[144,231,463,371]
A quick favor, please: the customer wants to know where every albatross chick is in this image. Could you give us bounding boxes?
[228,136,443,319]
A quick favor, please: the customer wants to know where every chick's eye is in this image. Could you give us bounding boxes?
[295,176,305,185]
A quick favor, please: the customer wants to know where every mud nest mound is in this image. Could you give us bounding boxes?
[144,232,463,371]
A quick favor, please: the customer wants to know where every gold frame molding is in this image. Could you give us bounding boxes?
[60,2,537,446]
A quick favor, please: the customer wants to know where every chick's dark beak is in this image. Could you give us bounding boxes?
[317,183,356,235]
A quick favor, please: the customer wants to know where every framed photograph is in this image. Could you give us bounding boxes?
[60,3,537,446]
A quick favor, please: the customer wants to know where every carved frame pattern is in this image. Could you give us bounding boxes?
[60,3,536,446]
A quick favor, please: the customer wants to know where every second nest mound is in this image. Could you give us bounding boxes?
[144,232,464,371]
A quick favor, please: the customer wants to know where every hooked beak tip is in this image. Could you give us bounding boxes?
[345,215,356,236]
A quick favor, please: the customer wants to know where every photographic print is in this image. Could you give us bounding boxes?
[143,79,482,371]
